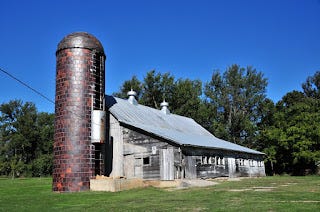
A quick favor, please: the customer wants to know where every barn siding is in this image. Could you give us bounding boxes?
[109,114,124,178]
[183,156,193,179]
[109,116,265,180]
[182,146,265,178]
[160,148,174,180]
[196,161,229,179]
[122,126,179,180]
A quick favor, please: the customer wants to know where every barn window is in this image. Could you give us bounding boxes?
[211,157,215,165]
[203,156,207,164]
[241,159,246,166]
[152,146,157,154]
[239,159,244,166]
[196,158,201,166]
[220,157,224,165]
[143,157,150,165]
[215,157,224,166]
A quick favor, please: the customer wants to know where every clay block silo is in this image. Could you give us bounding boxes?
[53,32,106,192]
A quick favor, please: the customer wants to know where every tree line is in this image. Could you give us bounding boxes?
[0,101,53,178]
[114,65,320,175]
[0,64,319,177]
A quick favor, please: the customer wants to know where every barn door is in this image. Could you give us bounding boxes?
[160,148,174,180]
[185,156,197,179]
[134,157,143,178]
[124,155,134,179]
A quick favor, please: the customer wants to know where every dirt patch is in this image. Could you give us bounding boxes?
[181,179,219,187]
[211,177,242,182]
[279,182,298,187]
[178,207,208,211]
[165,179,219,191]
[253,188,274,192]
[228,186,276,192]
[229,189,251,192]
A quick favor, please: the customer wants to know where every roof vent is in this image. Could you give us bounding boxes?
[160,100,170,115]
[127,89,138,105]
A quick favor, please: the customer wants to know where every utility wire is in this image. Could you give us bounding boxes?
[0,67,55,104]
[0,66,103,127]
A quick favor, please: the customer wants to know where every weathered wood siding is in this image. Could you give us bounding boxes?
[184,156,197,179]
[229,158,266,177]
[122,126,180,180]
[197,160,229,179]
[182,146,265,178]
[160,148,174,180]
[184,155,229,179]
[109,115,265,180]
[109,114,124,177]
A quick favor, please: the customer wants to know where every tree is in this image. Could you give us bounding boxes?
[140,70,175,109]
[0,100,54,177]
[114,70,205,123]
[30,112,54,177]
[113,71,176,109]
[114,66,270,151]
[204,64,268,147]
[113,75,142,100]
[302,71,320,99]
[261,89,320,175]
[36,112,54,156]
[0,100,37,177]
[171,79,203,121]
[256,98,277,175]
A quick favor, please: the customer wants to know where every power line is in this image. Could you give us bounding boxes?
[0,66,103,127]
[0,67,55,104]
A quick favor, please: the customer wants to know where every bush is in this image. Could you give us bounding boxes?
[30,154,53,177]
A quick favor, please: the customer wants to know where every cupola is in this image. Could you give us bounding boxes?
[127,89,138,105]
[160,100,170,115]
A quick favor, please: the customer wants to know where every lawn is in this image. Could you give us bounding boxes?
[0,176,319,211]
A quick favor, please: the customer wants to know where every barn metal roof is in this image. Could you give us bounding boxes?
[106,95,264,155]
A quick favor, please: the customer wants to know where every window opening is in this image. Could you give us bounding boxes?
[143,157,150,165]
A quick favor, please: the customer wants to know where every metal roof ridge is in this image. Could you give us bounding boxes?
[112,96,195,121]
[108,95,265,155]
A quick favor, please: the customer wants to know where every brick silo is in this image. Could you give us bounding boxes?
[53,32,106,192]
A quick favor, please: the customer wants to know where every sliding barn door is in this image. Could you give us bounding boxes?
[160,148,174,180]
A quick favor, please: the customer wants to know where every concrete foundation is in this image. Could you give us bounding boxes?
[90,178,146,192]
[90,178,218,192]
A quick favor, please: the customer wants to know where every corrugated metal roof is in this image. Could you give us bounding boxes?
[106,95,264,155]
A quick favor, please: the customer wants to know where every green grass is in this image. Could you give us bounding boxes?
[0,176,319,211]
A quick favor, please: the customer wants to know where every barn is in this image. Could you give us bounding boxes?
[101,91,265,181]
[53,32,265,192]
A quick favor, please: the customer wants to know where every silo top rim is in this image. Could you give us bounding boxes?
[57,32,105,54]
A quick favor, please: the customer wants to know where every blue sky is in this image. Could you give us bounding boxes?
[0,0,319,112]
